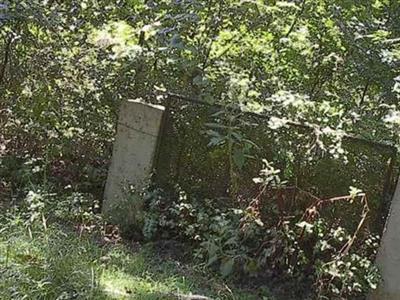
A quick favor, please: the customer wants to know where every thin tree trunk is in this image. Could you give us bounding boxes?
[0,35,12,87]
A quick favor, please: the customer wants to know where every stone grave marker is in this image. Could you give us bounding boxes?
[103,99,165,223]
[369,177,400,299]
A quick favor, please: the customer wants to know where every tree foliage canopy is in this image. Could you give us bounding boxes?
[1,0,400,150]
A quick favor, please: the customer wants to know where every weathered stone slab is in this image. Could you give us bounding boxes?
[369,178,400,300]
[103,99,165,220]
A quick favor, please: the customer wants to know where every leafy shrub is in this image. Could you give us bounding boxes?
[143,161,380,299]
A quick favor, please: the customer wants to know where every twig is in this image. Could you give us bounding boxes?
[301,193,370,257]
[380,37,400,45]
[359,79,370,106]
[284,0,307,38]
[338,195,369,257]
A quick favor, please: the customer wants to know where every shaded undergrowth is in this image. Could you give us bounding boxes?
[0,202,266,300]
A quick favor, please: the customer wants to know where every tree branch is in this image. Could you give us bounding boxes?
[284,0,307,38]
[359,79,370,106]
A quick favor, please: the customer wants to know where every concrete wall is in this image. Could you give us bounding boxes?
[103,99,165,219]
[369,178,400,300]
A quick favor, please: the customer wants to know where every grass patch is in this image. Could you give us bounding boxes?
[0,213,267,299]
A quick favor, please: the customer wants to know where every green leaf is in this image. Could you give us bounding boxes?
[220,257,235,277]
[208,136,225,147]
[205,123,230,129]
[349,186,363,200]
[170,34,184,49]
[233,149,245,169]
[244,259,259,274]
[206,255,219,267]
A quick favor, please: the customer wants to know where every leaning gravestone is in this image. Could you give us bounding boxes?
[103,99,165,223]
[369,177,400,300]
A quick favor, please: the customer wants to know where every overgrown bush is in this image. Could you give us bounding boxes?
[143,161,380,299]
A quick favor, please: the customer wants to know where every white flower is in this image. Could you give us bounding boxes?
[384,110,400,125]
[268,117,288,130]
